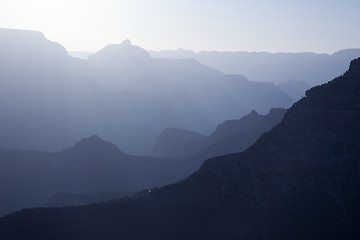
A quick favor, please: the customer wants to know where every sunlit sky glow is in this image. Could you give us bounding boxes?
[1,0,360,53]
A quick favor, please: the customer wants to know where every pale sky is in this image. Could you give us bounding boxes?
[0,0,359,53]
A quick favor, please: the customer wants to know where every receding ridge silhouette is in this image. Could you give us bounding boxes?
[0,107,287,216]
[87,39,293,131]
[0,28,295,154]
[0,135,186,216]
[1,27,359,239]
[151,108,286,159]
[0,29,186,155]
[70,134,123,155]
[149,48,360,89]
[1,58,358,239]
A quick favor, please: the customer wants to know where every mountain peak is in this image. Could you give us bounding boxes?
[83,134,103,142]
[249,109,259,116]
[210,109,265,141]
[302,57,360,111]
[87,39,151,69]
[70,135,124,155]
[349,57,360,72]
[120,39,132,46]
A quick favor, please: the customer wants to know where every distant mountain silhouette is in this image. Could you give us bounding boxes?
[69,134,124,156]
[1,58,359,239]
[0,29,184,155]
[209,109,270,140]
[88,40,293,130]
[331,48,360,62]
[196,108,286,159]
[0,107,285,217]
[0,108,287,216]
[0,29,295,154]
[0,135,187,217]
[151,108,286,159]
[88,39,152,70]
[149,48,360,88]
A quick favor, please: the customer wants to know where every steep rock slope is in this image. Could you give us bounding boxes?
[1,58,359,240]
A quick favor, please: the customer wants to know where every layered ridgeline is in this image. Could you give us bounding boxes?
[150,48,360,89]
[75,48,360,100]
[0,108,286,216]
[0,28,293,154]
[0,135,185,217]
[87,40,293,129]
[0,29,181,155]
[1,58,359,239]
[151,108,286,159]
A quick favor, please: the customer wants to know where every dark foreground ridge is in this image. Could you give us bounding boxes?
[1,59,360,239]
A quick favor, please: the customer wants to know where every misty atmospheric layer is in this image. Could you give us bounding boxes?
[0,1,360,239]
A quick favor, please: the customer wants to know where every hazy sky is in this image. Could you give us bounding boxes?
[1,0,359,53]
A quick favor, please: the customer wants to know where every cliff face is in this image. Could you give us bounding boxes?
[1,59,360,240]
[155,58,360,238]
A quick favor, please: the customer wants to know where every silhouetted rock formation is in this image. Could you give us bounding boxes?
[69,135,124,156]
[197,108,287,159]
[149,48,360,87]
[88,40,293,130]
[0,135,185,217]
[0,108,285,216]
[0,29,183,155]
[151,108,286,159]
[209,109,267,140]
[88,39,153,73]
[1,57,359,239]
[0,29,294,154]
